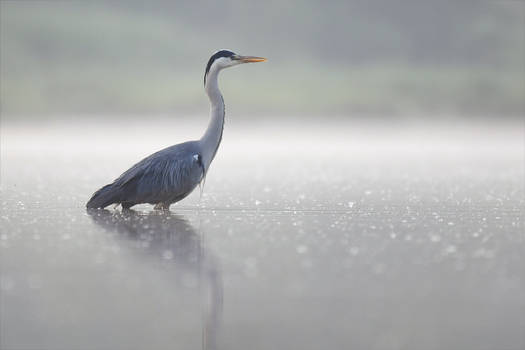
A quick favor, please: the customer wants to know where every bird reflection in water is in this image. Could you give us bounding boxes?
[87,209,222,350]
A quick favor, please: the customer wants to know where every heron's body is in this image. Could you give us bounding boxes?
[86,50,265,210]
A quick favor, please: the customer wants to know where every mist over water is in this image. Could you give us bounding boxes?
[1,118,523,349]
[1,1,524,116]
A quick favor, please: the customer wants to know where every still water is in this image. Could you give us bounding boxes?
[1,118,524,349]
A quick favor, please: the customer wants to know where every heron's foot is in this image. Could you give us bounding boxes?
[153,203,170,211]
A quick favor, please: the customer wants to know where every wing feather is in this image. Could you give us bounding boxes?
[111,142,203,204]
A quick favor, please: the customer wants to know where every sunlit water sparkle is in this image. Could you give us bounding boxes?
[1,118,524,350]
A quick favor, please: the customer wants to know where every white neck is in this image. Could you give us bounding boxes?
[200,67,225,173]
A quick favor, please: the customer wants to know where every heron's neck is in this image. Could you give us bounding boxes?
[200,69,225,171]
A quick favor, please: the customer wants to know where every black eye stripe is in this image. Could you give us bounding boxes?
[204,50,236,85]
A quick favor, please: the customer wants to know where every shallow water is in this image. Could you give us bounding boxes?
[1,118,524,350]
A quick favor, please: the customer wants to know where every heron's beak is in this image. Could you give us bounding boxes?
[235,55,267,63]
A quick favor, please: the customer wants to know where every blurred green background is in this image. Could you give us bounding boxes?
[1,0,523,119]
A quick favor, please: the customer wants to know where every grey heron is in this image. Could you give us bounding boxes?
[86,50,266,210]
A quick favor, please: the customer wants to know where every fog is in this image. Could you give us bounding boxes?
[1,1,523,117]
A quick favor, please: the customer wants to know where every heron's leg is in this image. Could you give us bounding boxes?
[154,202,170,211]
[122,202,134,210]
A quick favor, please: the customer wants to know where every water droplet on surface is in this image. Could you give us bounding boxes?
[445,245,457,254]
[473,248,495,259]
[430,235,441,242]
[296,245,309,254]
[162,250,173,260]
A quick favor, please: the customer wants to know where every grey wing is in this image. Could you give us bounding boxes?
[113,147,204,204]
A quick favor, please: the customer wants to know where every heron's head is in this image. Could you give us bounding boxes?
[204,49,266,85]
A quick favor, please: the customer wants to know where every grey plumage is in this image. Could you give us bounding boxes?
[86,50,266,210]
[87,142,204,209]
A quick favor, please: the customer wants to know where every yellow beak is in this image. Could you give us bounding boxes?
[237,56,267,63]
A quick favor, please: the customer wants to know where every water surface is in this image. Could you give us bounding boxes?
[1,118,523,349]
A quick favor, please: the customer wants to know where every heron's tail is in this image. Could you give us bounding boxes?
[86,183,120,209]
